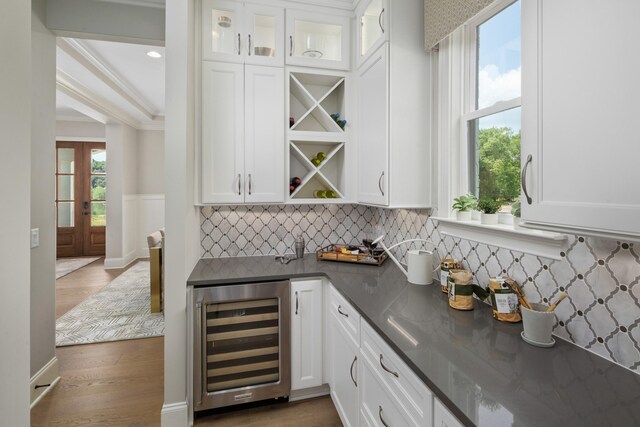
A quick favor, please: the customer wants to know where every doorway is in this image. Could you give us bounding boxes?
[56,141,106,257]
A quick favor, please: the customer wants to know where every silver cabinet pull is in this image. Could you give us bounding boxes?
[521,154,533,205]
[350,355,357,387]
[289,35,293,56]
[379,354,399,378]
[337,305,349,318]
[378,171,385,196]
[237,174,241,195]
[379,406,390,427]
[248,174,252,195]
[295,291,299,315]
[379,8,385,33]
[195,302,203,406]
[248,34,252,56]
[237,33,241,55]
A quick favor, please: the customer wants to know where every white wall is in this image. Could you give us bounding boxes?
[105,123,139,269]
[137,129,165,195]
[162,0,201,424]
[0,0,31,424]
[56,119,105,140]
[30,0,58,400]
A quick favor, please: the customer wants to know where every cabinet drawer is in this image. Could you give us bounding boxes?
[361,321,432,426]
[329,285,360,346]
[360,356,419,427]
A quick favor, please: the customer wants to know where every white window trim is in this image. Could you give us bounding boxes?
[433,0,568,260]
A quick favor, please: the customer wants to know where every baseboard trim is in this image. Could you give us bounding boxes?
[30,357,60,408]
[161,401,189,427]
[289,384,330,402]
[104,250,138,270]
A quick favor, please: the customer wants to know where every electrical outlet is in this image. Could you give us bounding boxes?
[31,228,39,249]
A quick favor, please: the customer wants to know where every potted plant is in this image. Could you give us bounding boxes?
[498,201,515,225]
[452,194,476,221]
[477,198,502,225]
[469,195,481,220]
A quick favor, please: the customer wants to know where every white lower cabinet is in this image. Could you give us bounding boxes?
[433,399,463,427]
[330,314,360,427]
[290,279,323,391]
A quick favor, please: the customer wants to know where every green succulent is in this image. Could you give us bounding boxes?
[452,194,477,212]
[477,198,502,214]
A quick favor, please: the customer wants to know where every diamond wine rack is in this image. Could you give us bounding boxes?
[288,70,347,202]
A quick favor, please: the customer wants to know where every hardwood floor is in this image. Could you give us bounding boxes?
[195,396,342,426]
[54,258,131,319]
[32,259,343,426]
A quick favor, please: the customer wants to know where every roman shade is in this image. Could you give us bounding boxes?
[425,0,494,49]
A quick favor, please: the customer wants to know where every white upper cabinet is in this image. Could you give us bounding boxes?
[202,0,284,66]
[201,62,284,204]
[356,0,431,208]
[356,0,387,68]
[521,0,640,240]
[286,10,350,70]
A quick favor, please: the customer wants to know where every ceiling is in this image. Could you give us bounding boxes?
[56,37,165,130]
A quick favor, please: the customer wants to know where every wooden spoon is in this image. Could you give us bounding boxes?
[546,292,568,313]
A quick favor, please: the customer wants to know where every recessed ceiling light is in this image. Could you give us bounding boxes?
[146,50,162,58]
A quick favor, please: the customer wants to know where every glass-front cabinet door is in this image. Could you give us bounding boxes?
[202,0,283,66]
[245,4,284,66]
[202,0,244,63]
[286,10,350,70]
[357,0,387,67]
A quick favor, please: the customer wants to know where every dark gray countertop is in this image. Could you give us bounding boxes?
[188,254,640,427]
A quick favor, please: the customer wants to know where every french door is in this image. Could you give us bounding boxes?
[56,141,106,257]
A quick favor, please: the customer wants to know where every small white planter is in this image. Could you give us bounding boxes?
[480,213,498,225]
[456,211,472,221]
[513,218,524,229]
[498,212,515,225]
[471,210,481,221]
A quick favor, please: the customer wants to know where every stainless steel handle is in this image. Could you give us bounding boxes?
[379,406,390,427]
[248,174,252,195]
[378,171,385,196]
[237,174,241,195]
[248,34,252,56]
[195,302,205,406]
[289,35,293,56]
[295,291,299,315]
[379,354,399,378]
[350,355,357,387]
[521,154,533,205]
[379,8,385,33]
[237,33,241,55]
[337,305,349,318]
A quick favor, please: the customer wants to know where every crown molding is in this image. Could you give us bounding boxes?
[56,68,142,129]
[58,38,159,120]
[92,0,165,9]
[55,113,99,123]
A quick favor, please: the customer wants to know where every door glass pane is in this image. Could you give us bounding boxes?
[469,107,521,207]
[294,20,342,61]
[210,8,239,55]
[476,1,521,109]
[58,202,74,227]
[91,149,106,173]
[361,0,383,57]
[253,15,276,57]
[57,148,75,173]
[205,298,280,392]
[91,202,106,227]
[57,175,74,201]
[91,175,106,201]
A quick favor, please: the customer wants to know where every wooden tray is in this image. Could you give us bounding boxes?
[316,244,387,266]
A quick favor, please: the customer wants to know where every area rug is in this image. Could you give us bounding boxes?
[56,257,100,279]
[56,261,164,346]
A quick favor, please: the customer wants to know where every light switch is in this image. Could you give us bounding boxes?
[31,228,39,249]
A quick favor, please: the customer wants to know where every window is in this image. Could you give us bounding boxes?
[463,0,521,210]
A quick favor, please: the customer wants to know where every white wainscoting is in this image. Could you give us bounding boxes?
[138,194,165,258]
[104,194,165,269]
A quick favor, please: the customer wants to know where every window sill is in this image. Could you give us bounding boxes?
[432,217,569,260]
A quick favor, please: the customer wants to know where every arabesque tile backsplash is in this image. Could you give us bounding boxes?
[200,205,640,374]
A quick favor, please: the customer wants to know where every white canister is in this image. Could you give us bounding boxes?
[406,250,433,285]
